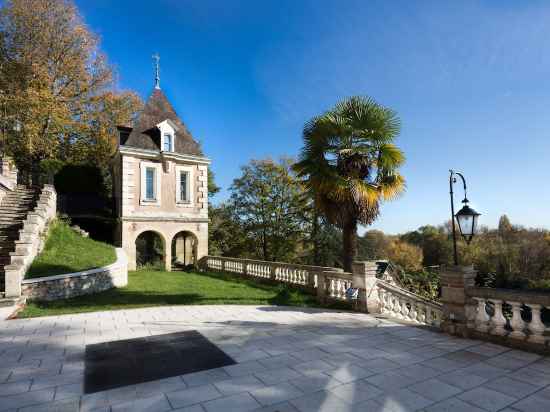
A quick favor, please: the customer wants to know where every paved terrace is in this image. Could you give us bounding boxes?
[1,306,550,412]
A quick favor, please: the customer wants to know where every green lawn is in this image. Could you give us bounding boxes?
[18,269,325,318]
[26,219,116,279]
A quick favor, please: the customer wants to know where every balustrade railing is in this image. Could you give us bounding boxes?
[466,287,550,344]
[201,256,445,325]
[200,256,352,302]
[377,280,443,327]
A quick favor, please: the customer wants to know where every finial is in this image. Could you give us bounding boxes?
[152,53,160,89]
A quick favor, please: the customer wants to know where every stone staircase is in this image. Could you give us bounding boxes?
[0,186,39,299]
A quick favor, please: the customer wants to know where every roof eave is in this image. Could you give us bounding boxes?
[119,145,211,165]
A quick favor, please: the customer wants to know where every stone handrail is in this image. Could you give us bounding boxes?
[377,280,443,327]
[4,185,56,297]
[0,156,17,204]
[200,256,354,303]
[466,287,550,345]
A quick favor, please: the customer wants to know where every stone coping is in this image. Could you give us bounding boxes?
[467,286,550,306]
[377,279,443,309]
[203,255,341,273]
[22,248,126,284]
[0,174,15,191]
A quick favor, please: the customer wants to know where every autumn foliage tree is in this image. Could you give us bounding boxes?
[0,0,142,172]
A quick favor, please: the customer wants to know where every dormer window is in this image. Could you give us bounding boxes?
[163,133,173,152]
[157,119,178,153]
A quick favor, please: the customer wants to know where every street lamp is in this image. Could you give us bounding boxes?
[449,170,481,265]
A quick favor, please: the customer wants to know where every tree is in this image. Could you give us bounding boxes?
[358,230,392,260]
[294,96,406,271]
[305,211,342,268]
[498,215,513,234]
[387,240,423,272]
[207,169,221,198]
[229,158,308,262]
[401,225,453,267]
[0,0,142,171]
[208,203,249,257]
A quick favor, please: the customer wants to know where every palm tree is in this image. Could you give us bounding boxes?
[294,96,406,272]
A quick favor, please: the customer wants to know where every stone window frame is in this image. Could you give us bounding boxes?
[140,161,161,206]
[175,164,194,207]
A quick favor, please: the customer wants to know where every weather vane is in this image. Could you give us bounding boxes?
[152,53,160,89]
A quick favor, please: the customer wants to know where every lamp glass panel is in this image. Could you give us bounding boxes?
[457,214,474,236]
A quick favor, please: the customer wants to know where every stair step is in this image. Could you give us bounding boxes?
[0,212,28,216]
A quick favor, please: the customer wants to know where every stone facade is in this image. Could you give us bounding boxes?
[112,87,210,271]
[21,248,128,301]
[113,149,210,271]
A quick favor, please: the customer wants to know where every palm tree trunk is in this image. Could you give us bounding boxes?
[342,217,358,272]
[312,210,321,266]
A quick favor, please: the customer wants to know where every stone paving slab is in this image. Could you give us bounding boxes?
[1,305,550,411]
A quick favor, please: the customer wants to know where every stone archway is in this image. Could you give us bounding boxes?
[171,231,198,270]
[135,230,165,270]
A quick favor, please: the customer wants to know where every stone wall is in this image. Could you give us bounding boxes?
[21,248,128,301]
[4,185,57,297]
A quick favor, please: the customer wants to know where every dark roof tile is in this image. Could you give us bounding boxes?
[124,89,203,156]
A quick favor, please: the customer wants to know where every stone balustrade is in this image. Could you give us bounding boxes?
[466,287,550,346]
[320,271,354,302]
[200,256,353,303]
[377,280,443,327]
[201,256,440,317]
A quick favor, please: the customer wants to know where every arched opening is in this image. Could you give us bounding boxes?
[171,231,198,270]
[135,231,165,270]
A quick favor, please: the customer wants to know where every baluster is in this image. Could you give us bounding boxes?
[426,306,433,325]
[409,301,419,323]
[509,301,526,339]
[393,296,403,319]
[417,303,426,324]
[474,298,490,333]
[490,299,507,336]
[378,289,386,313]
[400,297,409,319]
[342,280,348,299]
[385,292,392,315]
[328,278,334,298]
[527,304,546,344]
[432,310,441,328]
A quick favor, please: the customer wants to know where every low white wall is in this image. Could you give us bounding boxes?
[21,248,128,301]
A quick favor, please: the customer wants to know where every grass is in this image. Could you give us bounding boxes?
[17,269,329,318]
[25,219,116,279]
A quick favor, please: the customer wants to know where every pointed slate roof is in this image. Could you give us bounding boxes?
[123,89,203,156]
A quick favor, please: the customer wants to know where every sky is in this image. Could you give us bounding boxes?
[77,0,550,234]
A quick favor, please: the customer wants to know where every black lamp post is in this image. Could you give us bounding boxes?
[449,170,481,265]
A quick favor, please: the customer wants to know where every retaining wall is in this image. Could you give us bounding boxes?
[21,248,128,301]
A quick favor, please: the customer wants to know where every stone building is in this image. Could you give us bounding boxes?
[112,68,210,271]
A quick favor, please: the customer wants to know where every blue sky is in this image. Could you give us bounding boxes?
[78,0,550,234]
